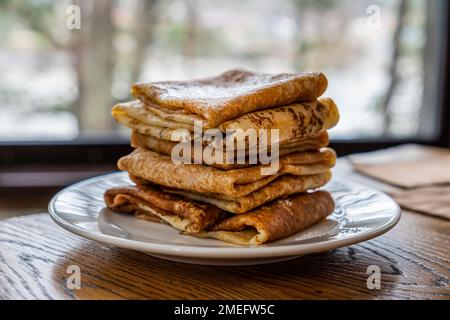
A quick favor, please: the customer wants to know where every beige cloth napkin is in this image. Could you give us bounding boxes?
[350,144,450,188]
[350,144,450,220]
[392,186,450,220]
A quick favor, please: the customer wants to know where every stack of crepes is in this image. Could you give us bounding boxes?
[104,69,340,245]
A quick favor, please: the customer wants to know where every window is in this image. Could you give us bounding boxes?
[1,0,444,139]
[0,0,448,187]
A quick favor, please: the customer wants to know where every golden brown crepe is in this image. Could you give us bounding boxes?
[131,69,328,129]
[112,102,191,141]
[105,184,334,245]
[105,69,339,246]
[112,98,338,143]
[104,184,225,233]
[112,100,195,131]
[131,172,332,214]
[118,148,336,197]
[131,131,330,170]
[197,191,334,245]
[219,98,339,144]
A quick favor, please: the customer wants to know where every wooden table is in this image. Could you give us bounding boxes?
[0,160,449,300]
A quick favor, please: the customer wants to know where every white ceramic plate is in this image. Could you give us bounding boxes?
[48,172,401,265]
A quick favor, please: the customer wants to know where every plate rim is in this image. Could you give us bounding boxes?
[48,172,401,259]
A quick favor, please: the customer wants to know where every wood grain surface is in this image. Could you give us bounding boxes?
[0,210,448,300]
[0,160,449,300]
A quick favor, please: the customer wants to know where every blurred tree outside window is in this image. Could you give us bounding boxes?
[0,0,428,140]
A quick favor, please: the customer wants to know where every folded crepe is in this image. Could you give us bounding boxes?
[118,148,336,197]
[218,98,339,145]
[131,172,332,213]
[104,184,225,233]
[112,98,339,143]
[131,131,330,170]
[198,191,334,245]
[105,185,334,245]
[131,69,328,129]
[111,100,195,131]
